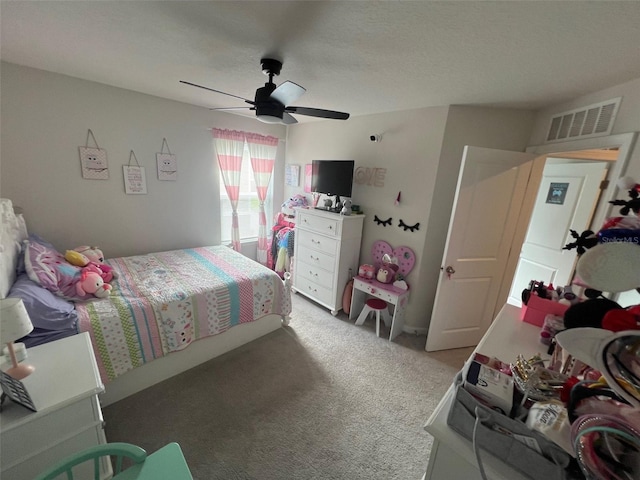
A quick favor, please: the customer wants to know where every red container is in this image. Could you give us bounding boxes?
[521,293,569,327]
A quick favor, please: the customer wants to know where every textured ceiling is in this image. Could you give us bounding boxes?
[2,1,640,123]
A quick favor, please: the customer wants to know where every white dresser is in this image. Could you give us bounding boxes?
[0,332,110,480]
[292,208,365,315]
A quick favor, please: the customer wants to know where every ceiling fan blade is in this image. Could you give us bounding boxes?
[180,80,255,105]
[210,107,255,111]
[281,112,298,125]
[285,106,350,120]
[270,81,306,106]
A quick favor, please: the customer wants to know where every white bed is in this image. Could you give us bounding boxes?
[1,198,291,407]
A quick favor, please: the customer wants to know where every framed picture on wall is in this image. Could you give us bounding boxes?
[79,129,109,180]
[285,164,300,186]
[123,151,147,194]
[304,164,313,193]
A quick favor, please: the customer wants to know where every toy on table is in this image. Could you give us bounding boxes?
[281,194,309,217]
[64,245,116,283]
[358,264,375,280]
[340,198,352,216]
[376,259,399,284]
[368,241,416,290]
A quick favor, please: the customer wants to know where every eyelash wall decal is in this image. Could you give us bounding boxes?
[374,215,393,227]
[398,219,420,232]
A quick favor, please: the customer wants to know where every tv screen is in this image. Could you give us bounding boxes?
[311,160,355,198]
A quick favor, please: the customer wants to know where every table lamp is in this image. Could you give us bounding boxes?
[0,298,35,379]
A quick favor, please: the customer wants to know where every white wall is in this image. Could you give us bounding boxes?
[0,62,286,258]
[529,77,640,181]
[417,106,536,329]
[285,106,535,332]
[3,61,637,334]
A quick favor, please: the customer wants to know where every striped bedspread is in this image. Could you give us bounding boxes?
[76,246,291,383]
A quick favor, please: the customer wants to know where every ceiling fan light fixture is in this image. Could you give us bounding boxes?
[256,114,283,124]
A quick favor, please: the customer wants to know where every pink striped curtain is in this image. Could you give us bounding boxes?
[246,133,278,265]
[212,128,246,252]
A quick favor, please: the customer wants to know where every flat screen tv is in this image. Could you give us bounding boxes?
[311,160,355,200]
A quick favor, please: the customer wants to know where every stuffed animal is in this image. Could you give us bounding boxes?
[73,246,117,282]
[340,198,352,216]
[64,249,90,267]
[376,264,399,284]
[76,266,112,299]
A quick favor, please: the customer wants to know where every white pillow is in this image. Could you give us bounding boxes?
[0,199,28,298]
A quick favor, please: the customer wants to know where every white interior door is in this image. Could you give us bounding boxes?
[507,161,608,306]
[426,146,535,352]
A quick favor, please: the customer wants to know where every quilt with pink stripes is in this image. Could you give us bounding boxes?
[76,246,291,383]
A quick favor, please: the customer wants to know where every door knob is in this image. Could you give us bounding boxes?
[444,266,456,279]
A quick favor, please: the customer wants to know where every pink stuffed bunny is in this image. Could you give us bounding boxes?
[76,267,112,299]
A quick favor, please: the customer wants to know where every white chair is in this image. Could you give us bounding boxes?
[355,298,392,337]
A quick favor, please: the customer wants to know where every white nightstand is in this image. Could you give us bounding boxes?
[0,332,111,480]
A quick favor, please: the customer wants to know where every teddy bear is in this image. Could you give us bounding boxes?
[65,245,117,283]
[340,198,352,216]
[76,265,112,299]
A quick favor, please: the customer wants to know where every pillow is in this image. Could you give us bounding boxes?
[8,274,79,347]
[23,238,92,301]
[0,198,28,298]
[16,233,56,276]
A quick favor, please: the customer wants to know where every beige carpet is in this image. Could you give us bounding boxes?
[103,294,472,479]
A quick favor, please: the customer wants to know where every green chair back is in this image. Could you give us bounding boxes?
[34,442,147,480]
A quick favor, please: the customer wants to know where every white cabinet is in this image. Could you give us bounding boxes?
[0,333,110,480]
[293,208,364,315]
[423,303,549,480]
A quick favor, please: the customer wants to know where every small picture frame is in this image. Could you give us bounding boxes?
[123,166,147,194]
[546,182,569,205]
[304,164,313,193]
[156,138,177,181]
[285,164,300,186]
[157,153,177,181]
[79,129,109,180]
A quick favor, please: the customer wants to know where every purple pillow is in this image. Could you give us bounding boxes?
[8,274,78,347]
[16,234,58,275]
[23,238,92,301]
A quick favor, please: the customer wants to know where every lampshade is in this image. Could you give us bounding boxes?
[0,298,33,344]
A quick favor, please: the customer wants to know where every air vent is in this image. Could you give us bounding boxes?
[545,97,621,143]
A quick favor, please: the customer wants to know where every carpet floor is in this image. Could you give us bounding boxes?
[103,294,472,479]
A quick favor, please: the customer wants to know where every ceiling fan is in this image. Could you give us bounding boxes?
[180,58,349,125]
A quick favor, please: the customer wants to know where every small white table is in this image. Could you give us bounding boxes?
[0,333,110,480]
[349,276,410,340]
[422,302,549,480]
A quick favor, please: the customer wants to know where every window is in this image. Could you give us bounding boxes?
[219,144,273,243]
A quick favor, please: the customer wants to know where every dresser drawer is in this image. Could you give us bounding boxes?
[298,211,339,237]
[297,259,335,287]
[1,395,101,466]
[297,229,339,256]
[297,245,336,271]
[295,276,334,306]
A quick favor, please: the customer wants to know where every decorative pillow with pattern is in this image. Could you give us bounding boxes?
[23,239,92,301]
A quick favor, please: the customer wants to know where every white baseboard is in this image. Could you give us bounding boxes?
[402,325,428,336]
